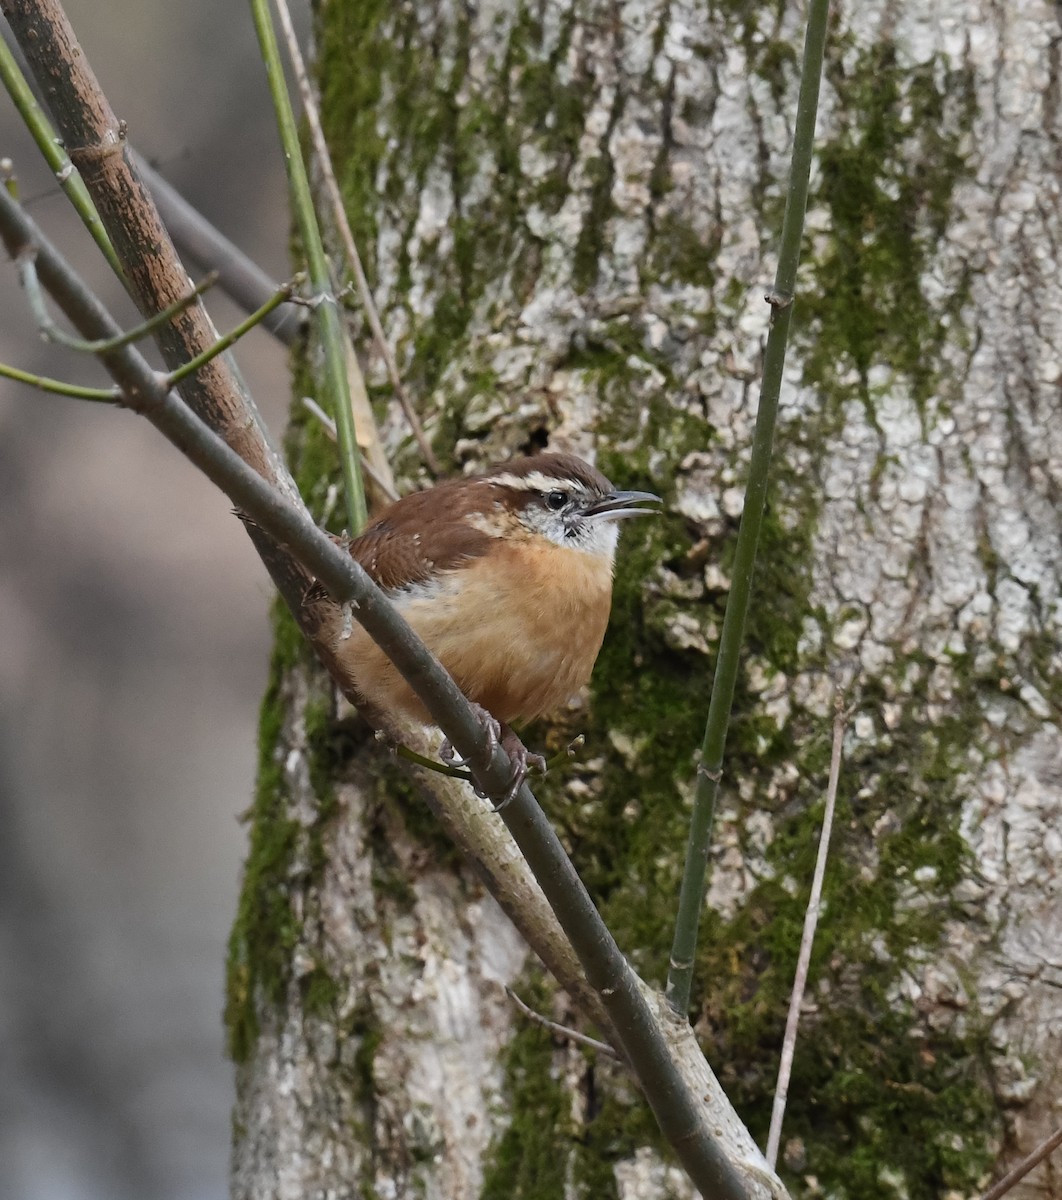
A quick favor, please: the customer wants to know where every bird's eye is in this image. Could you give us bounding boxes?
[544,489,568,511]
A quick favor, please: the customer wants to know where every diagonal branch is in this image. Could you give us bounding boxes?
[765,698,847,1167]
[979,1126,1062,1200]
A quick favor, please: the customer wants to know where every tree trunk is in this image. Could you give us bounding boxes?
[228,1,1062,1197]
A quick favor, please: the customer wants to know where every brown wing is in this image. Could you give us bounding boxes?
[346,477,496,592]
[304,473,510,611]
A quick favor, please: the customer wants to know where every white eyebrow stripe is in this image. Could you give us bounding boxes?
[489,471,586,493]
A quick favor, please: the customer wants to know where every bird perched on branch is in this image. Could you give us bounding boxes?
[328,451,660,797]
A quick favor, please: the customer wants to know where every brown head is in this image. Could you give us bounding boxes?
[469,452,660,556]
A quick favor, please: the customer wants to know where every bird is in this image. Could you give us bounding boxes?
[326,451,660,799]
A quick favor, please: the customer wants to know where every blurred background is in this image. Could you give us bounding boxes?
[1,4,305,1197]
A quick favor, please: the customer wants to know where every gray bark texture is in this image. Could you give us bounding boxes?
[229,1,1062,1198]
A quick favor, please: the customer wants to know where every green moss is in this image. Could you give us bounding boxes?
[573,145,619,291]
[645,211,721,291]
[224,602,348,1063]
[482,974,669,1200]
[224,602,308,1063]
[315,2,612,413]
[314,0,393,289]
[801,43,977,408]
[481,988,572,1199]
[285,351,346,526]
[302,964,342,1018]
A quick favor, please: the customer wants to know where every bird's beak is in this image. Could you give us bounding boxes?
[583,489,662,522]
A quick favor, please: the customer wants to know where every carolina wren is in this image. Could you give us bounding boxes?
[329,452,659,788]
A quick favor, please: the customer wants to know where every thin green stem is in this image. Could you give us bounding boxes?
[396,744,475,783]
[165,280,294,386]
[396,735,582,786]
[248,0,367,535]
[0,358,116,401]
[666,0,832,1015]
[0,33,123,278]
[19,251,217,353]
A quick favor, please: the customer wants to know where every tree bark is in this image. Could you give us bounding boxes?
[230,1,1062,1197]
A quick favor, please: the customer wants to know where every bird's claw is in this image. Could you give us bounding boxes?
[491,729,548,812]
[438,712,547,810]
[439,703,502,770]
[438,741,468,768]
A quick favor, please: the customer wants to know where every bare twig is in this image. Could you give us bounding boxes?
[396,742,475,784]
[765,697,848,1168]
[505,986,620,1059]
[0,358,116,401]
[19,250,217,353]
[271,0,441,476]
[979,1125,1062,1200]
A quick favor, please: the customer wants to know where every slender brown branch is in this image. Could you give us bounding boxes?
[980,1126,1062,1200]
[765,696,847,1168]
[271,0,440,476]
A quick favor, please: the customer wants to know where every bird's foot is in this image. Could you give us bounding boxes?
[439,702,501,769]
[492,725,548,812]
[439,712,546,810]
